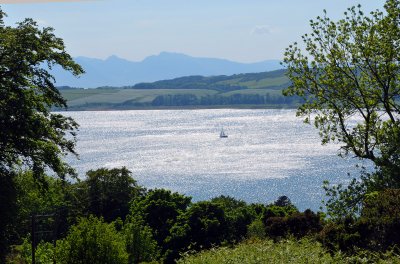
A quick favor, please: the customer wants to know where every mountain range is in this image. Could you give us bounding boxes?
[52,52,283,88]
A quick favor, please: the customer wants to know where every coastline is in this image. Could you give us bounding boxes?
[57,104,299,111]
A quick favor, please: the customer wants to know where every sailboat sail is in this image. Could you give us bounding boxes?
[220,128,228,138]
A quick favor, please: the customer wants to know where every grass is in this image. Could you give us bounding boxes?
[237,76,290,89]
[60,88,117,101]
[61,88,219,107]
[177,238,400,264]
[214,73,290,89]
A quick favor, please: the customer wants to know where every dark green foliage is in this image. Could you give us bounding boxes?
[319,189,400,253]
[165,201,228,262]
[247,218,266,239]
[263,204,298,219]
[123,216,160,264]
[0,9,82,260]
[56,216,128,264]
[0,172,17,262]
[130,189,191,249]
[210,196,255,242]
[318,217,364,253]
[82,167,143,222]
[14,171,65,244]
[0,9,83,180]
[20,239,56,264]
[182,201,228,248]
[274,195,292,207]
[265,209,322,239]
[359,189,400,251]
[2,171,71,262]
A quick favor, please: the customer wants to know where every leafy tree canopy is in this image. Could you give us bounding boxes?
[284,0,400,175]
[56,216,128,264]
[83,167,144,221]
[0,8,83,260]
[129,188,192,247]
[0,8,84,180]
[283,0,400,210]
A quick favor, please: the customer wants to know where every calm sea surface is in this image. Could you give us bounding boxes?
[62,109,366,210]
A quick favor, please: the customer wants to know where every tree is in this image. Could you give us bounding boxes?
[0,9,83,260]
[83,167,143,222]
[0,10,83,179]
[283,0,400,212]
[13,171,65,243]
[274,195,292,207]
[123,216,160,264]
[56,216,128,264]
[129,189,191,248]
[211,196,255,242]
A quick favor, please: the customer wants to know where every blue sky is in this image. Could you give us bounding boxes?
[1,0,386,62]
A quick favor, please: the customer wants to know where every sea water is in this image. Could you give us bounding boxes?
[63,109,367,211]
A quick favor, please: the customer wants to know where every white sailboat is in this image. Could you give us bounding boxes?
[220,128,228,138]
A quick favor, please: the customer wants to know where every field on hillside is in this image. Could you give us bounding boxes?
[59,70,298,110]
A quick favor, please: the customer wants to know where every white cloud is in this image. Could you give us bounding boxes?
[36,19,48,26]
[251,25,276,35]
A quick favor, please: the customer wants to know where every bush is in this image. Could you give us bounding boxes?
[361,189,400,250]
[19,238,55,264]
[55,216,128,264]
[83,167,144,222]
[247,218,266,239]
[124,216,160,264]
[319,189,400,253]
[211,196,255,242]
[130,189,191,248]
[165,201,228,263]
[318,218,364,253]
[265,209,322,239]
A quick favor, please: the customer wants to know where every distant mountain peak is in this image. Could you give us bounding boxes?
[143,51,191,62]
[52,52,284,88]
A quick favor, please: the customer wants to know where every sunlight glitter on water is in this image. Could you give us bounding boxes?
[63,109,366,210]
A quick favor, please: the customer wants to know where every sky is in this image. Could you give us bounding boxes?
[1,0,387,63]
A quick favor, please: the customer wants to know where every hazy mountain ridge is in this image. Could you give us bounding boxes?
[52,52,283,88]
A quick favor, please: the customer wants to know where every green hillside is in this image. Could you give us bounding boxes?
[59,69,300,110]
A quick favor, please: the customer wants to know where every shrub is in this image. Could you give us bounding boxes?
[265,209,322,239]
[124,216,160,264]
[83,167,144,222]
[55,216,128,264]
[247,218,266,239]
[165,201,228,263]
[361,189,400,250]
[19,238,55,264]
[130,189,191,248]
[211,196,255,242]
[319,189,400,253]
